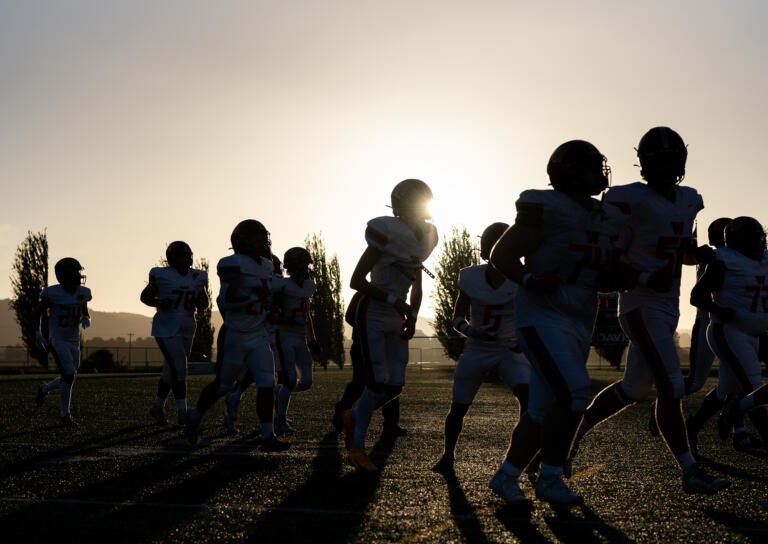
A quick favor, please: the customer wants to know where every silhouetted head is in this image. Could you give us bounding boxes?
[55,258,85,290]
[547,140,610,196]
[637,127,687,188]
[725,216,766,259]
[707,217,732,248]
[283,247,313,278]
[231,219,271,260]
[480,222,509,261]
[166,241,193,272]
[391,179,433,221]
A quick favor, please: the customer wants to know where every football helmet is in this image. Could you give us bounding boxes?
[391,179,433,220]
[231,220,271,259]
[480,222,509,261]
[637,126,687,185]
[707,217,732,249]
[547,140,610,195]
[166,241,193,271]
[724,216,766,258]
[283,247,313,277]
[54,258,85,287]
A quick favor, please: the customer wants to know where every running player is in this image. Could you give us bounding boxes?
[141,241,208,425]
[432,222,531,474]
[34,258,92,427]
[185,220,288,452]
[572,127,729,495]
[487,140,617,506]
[342,179,438,471]
[690,216,768,452]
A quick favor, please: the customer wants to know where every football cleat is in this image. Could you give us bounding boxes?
[275,417,295,435]
[535,474,583,506]
[35,382,47,407]
[682,464,730,495]
[348,448,378,472]
[431,453,455,474]
[489,467,530,505]
[733,430,762,451]
[60,414,78,428]
[221,413,237,435]
[341,409,355,451]
[260,433,290,452]
[185,409,201,445]
[149,404,167,425]
[648,401,660,437]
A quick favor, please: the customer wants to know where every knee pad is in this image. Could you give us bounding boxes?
[383,384,403,399]
[61,373,76,385]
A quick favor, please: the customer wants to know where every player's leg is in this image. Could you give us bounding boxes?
[151,337,174,424]
[155,336,190,424]
[685,316,715,395]
[333,331,365,431]
[52,341,78,426]
[247,340,289,452]
[379,334,409,441]
[222,366,252,434]
[433,349,487,472]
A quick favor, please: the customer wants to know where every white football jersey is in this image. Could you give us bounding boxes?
[365,216,438,301]
[458,264,519,348]
[216,253,273,333]
[42,285,92,342]
[514,189,618,334]
[711,247,768,335]
[273,276,316,330]
[148,267,208,338]
[604,182,703,312]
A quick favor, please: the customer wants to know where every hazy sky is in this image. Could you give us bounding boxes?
[2,1,768,330]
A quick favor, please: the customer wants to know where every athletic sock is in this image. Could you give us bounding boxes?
[540,463,563,478]
[261,422,274,437]
[501,459,523,480]
[675,451,696,471]
[352,388,382,449]
[43,377,61,393]
[60,382,72,417]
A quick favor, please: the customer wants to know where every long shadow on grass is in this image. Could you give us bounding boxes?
[543,504,634,544]
[438,471,494,544]
[705,509,768,543]
[698,457,768,484]
[243,432,395,543]
[0,437,278,542]
[0,423,176,477]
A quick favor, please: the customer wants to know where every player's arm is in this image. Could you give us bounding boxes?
[305,307,323,360]
[80,302,91,329]
[490,205,556,293]
[35,297,51,348]
[350,245,411,316]
[690,260,733,322]
[400,269,423,340]
[217,267,258,311]
[682,236,716,266]
[140,274,171,310]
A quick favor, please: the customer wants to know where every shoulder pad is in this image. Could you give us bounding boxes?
[515,190,546,226]
[365,216,396,250]
[457,265,484,293]
[603,183,643,216]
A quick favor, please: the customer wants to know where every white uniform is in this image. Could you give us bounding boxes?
[42,285,92,376]
[216,254,275,388]
[353,216,438,386]
[452,264,531,405]
[707,248,768,397]
[513,189,618,422]
[603,182,704,401]
[148,267,207,383]
[273,276,316,391]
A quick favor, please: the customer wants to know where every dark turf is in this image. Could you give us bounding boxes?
[1,368,766,543]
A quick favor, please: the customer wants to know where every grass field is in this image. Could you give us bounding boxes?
[1,367,766,543]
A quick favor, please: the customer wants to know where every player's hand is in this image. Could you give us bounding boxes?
[401,316,416,340]
[308,339,323,359]
[80,316,91,329]
[523,270,560,294]
[468,324,498,341]
[35,330,48,351]
[715,306,735,323]
[393,298,412,317]
[157,298,173,310]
